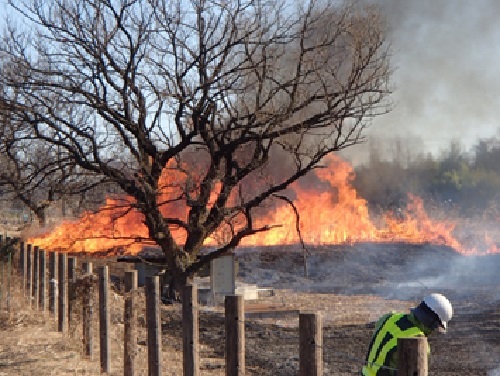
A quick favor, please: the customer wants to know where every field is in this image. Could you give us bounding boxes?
[0,243,499,375]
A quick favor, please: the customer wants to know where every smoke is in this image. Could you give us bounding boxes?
[239,243,500,303]
[354,0,500,156]
[489,367,500,376]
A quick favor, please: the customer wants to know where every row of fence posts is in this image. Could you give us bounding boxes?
[0,235,13,312]
[0,236,429,376]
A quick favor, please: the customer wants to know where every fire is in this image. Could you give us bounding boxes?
[31,197,151,254]
[29,155,498,255]
[242,157,378,245]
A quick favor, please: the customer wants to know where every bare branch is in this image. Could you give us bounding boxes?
[0,0,392,296]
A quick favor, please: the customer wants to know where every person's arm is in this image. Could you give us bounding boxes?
[387,349,398,376]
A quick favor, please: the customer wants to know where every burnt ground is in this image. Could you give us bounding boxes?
[233,243,500,376]
[1,243,500,375]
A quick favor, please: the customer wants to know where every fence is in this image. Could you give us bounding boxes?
[0,236,429,375]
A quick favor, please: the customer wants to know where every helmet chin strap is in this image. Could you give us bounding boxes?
[411,302,442,331]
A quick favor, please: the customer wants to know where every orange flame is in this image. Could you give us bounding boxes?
[29,155,498,255]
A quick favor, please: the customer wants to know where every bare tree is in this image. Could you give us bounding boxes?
[0,61,89,226]
[0,102,111,226]
[0,0,392,296]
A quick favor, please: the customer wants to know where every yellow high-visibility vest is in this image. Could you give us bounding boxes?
[362,313,425,376]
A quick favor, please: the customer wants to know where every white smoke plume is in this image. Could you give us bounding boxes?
[356,0,500,156]
[488,367,500,376]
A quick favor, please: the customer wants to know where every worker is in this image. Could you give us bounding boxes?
[362,293,453,376]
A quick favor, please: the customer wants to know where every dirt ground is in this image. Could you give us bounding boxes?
[0,243,499,375]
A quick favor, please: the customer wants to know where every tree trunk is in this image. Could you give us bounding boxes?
[34,208,47,227]
[164,270,188,303]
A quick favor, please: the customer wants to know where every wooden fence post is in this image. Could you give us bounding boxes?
[20,242,26,296]
[124,270,138,376]
[0,235,1,308]
[6,240,12,312]
[183,283,199,376]
[225,295,245,376]
[145,275,162,376]
[299,311,323,376]
[68,256,77,325]
[58,253,68,333]
[397,337,428,376]
[98,265,111,374]
[38,250,47,312]
[26,244,33,303]
[49,252,58,317]
[82,261,94,360]
[33,246,39,310]
[0,236,4,311]
[0,245,3,311]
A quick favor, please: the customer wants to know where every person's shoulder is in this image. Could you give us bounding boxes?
[378,312,392,321]
[379,311,402,321]
[373,311,401,330]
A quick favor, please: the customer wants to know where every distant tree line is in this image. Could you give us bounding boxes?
[353,135,500,216]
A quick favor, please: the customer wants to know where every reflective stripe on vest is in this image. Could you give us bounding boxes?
[362,313,424,376]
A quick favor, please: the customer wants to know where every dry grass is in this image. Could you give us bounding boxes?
[0,268,236,376]
[0,267,409,376]
[0,274,101,375]
[1,242,500,376]
[0,273,175,375]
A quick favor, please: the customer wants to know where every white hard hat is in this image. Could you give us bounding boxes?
[423,293,453,330]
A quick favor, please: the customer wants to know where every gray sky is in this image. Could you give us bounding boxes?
[365,0,500,155]
[1,0,499,158]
